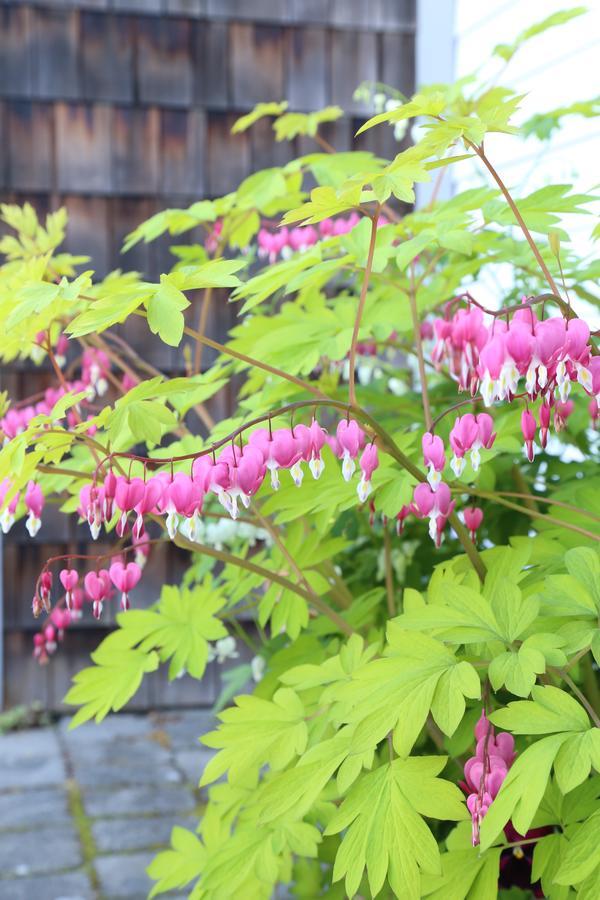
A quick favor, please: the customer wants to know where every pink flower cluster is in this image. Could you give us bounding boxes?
[0,479,45,536]
[429,301,597,461]
[78,420,380,546]
[402,419,495,547]
[463,710,516,846]
[257,214,361,264]
[34,558,144,623]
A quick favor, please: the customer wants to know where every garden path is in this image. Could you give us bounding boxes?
[0,710,216,899]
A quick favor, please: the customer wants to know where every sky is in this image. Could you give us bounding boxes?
[451,0,600,318]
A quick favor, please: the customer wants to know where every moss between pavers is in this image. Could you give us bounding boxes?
[66,777,100,893]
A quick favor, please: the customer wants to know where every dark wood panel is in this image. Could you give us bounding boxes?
[160,109,206,198]
[380,30,415,96]
[6,101,54,192]
[55,102,112,193]
[113,106,161,195]
[80,12,135,103]
[195,20,229,107]
[30,8,81,100]
[330,29,377,114]
[137,17,194,108]
[286,26,328,111]
[62,193,111,275]
[206,111,250,196]
[230,23,285,107]
[207,0,290,22]
[0,6,34,98]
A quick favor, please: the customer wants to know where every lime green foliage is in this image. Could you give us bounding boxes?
[0,8,598,899]
[64,578,226,724]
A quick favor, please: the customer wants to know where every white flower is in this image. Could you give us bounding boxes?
[214,636,239,664]
[251,656,266,683]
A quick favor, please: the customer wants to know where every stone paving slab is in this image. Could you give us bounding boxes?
[95,850,155,898]
[0,729,66,790]
[150,710,216,749]
[92,814,197,854]
[173,748,214,786]
[0,786,71,830]
[0,713,215,898]
[0,869,93,900]
[82,783,196,819]
[0,824,82,877]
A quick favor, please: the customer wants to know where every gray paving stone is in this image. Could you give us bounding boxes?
[151,710,216,749]
[95,850,154,897]
[0,787,71,831]
[174,748,214,786]
[91,814,196,853]
[83,783,196,819]
[59,714,153,745]
[0,825,81,876]
[0,729,66,790]
[70,758,182,787]
[0,869,93,900]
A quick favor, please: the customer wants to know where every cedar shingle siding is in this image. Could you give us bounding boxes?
[1,0,416,709]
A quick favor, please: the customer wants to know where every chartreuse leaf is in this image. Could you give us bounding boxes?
[64,579,226,725]
[493,7,587,62]
[133,579,227,679]
[67,283,153,337]
[356,92,447,136]
[479,734,573,850]
[200,688,308,787]
[554,810,600,887]
[490,685,590,734]
[281,184,362,226]
[331,627,480,757]
[147,826,205,898]
[490,686,599,795]
[565,546,600,609]
[421,846,502,899]
[231,101,288,134]
[146,276,190,347]
[200,820,321,898]
[325,757,467,900]
[64,645,159,727]
[273,106,343,141]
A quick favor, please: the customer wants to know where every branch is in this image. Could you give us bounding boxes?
[173,533,354,637]
[467,141,562,299]
[408,258,432,430]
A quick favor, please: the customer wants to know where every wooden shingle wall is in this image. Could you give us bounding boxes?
[1,0,416,710]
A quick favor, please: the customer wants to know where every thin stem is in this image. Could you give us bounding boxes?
[555,668,600,728]
[383,525,396,617]
[468,142,562,298]
[408,259,432,430]
[468,490,600,542]
[348,209,380,406]
[167,315,328,401]
[174,533,354,637]
[193,285,214,375]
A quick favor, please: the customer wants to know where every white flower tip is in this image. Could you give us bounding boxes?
[309,457,325,480]
[357,478,372,503]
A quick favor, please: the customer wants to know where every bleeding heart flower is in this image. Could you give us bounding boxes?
[521,409,537,462]
[463,507,483,542]
[109,561,142,611]
[422,432,446,489]
[59,568,79,610]
[357,443,379,502]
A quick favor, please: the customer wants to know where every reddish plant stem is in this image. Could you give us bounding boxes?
[348,208,380,406]
[467,141,562,299]
[408,259,432,430]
